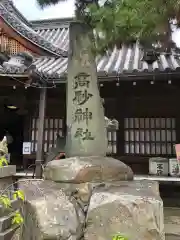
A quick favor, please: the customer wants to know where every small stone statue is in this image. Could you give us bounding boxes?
[105,117,119,130]
[0,136,8,156]
[101,98,119,130]
[0,136,9,165]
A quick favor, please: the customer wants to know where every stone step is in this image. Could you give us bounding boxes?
[0,227,17,240]
[0,166,16,179]
[164,207,180,216]
[164,207,180,239]
[163,198,180,208]
[0,214,13,232]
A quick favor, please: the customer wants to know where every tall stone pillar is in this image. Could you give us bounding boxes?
[65,22,107,157]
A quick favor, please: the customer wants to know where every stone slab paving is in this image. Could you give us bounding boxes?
[166,234,179,240]
[164,207,180,240]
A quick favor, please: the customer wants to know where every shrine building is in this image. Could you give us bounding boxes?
[0,0,180,175]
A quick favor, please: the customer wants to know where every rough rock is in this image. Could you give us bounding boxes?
[19,180,157,214]
[18,179,85,240]
[43,156,133,183]
[84,181,165,240]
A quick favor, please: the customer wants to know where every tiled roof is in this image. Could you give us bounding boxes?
[1,44,180,79]
[31,46,180,79]
[1,3,180,79]
[35,27,69,52]
[31,18,70,52]
[30,23,180,79]
[34,57,68,78]
[0,0,67,57]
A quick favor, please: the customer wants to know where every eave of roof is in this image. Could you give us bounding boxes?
[0,0,68,57]
[29,25,180,80]
[1,43,180,82]
[34,23,69,51]
[31,45,180,80]
[1,14,180,81]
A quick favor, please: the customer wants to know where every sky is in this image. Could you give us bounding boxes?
[13,0,180,47]
[13,0,75,20]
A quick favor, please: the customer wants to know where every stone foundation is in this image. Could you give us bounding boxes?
[18,157,165,240]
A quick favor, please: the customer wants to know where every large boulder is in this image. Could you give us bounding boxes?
[43,156,133,183]
[84,181,165,240]
[18,179,85,240]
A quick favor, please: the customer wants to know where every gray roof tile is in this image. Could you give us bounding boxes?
[33,26,180,78]
[1,1,180,79]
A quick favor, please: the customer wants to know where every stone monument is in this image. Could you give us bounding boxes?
[45,21,133,183]
[17,22,165,240]
[65,22,107,157]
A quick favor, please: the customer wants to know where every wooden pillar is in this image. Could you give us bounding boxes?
[117,90,125,156]
[35,87,46,178]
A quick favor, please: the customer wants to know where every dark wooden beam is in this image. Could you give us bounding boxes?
[35,87,47,178]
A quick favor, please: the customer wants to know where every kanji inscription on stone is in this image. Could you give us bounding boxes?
[73,72,90,89]
[74,108,92,125]
[74,128,94,140]
[73,90,93,105]
[156,163,164,175]
[172,164,179,174]
[80,49,90,67]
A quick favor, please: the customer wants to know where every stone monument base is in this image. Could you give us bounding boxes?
[18,157,165,240]
[43,156,134,183]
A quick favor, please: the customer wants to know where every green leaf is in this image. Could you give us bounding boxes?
[17,190,25,201]
[12,211,23,225]
[34,0,180,54]
[13,190,25,201]
[0,195,11,208]
[13,192,17,200]
[0,157,8,167]
[112,233,129,240]
[85,0,178,54]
